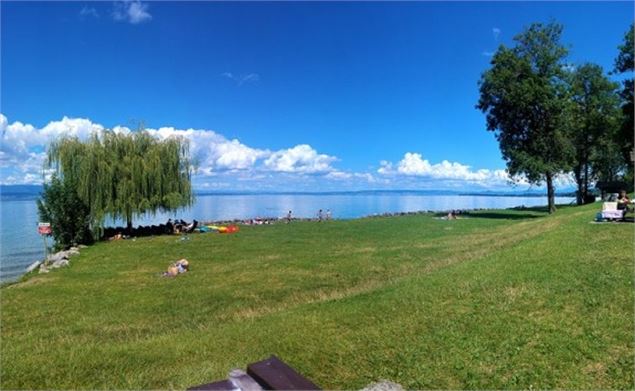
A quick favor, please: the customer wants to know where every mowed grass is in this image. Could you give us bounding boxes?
[1,203,633,389]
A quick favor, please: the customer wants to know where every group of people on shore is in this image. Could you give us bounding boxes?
[284,209,332,223]
[446,210,465,220]
[166,218,198,233]
[103,218,198,239]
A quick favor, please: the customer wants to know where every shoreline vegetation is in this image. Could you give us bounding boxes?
[1,201,632,389]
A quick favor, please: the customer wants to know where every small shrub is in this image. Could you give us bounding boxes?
[37,175,94,250]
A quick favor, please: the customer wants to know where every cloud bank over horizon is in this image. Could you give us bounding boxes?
[0,114,573,192]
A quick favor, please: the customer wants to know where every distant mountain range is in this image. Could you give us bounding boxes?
[0,185,44,200]
[194,189,567,197]
[1,184,575,200]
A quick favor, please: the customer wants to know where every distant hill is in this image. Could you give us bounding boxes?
[0,185,575,201]
[193,189,575,197]
[0,185,43,200]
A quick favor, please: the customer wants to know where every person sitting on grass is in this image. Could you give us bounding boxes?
[617,190,632,219]
[180,220,198,233]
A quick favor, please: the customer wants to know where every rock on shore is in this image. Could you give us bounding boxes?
[37,246,82,274]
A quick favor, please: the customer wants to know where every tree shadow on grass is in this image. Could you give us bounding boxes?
[465,204,579,220]
[433,203,579,221]
[465,211,542,220]
[433,210,542,220]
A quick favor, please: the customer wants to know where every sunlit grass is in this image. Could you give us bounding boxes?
[1,204,632,389]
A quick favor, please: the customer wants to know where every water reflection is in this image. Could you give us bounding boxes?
[121,194,573,224]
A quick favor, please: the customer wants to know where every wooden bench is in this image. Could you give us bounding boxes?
[188,355,320,390]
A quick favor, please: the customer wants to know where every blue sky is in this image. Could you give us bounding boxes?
[1,1,632,191]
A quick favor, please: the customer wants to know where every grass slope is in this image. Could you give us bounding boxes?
[1,203,633,389]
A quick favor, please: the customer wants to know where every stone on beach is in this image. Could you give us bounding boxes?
[25,260,42,273]
[41,248,81,271]
[46,248,81,264]
[51,259,70,269]
[361,381,404,391]
[47,251,69,263]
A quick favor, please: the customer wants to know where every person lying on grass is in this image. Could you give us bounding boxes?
[163,259,189,277]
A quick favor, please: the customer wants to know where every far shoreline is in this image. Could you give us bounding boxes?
[0,185,576,201]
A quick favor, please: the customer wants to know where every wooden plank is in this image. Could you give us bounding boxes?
[187,379,235,390]
[229,369,264,391]
[246,355,320,390]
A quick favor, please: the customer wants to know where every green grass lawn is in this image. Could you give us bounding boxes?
[1,203,633,389]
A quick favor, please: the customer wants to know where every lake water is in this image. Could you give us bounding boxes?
[0,193,574,283]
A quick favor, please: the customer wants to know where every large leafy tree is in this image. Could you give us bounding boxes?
[614,24,634,185]
[477,22,573,213]
[47,130,193,231]
[568,63,623,204]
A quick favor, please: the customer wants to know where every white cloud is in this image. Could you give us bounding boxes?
[482,51,495,57]
[325,171,377,183]
[79,6,99,19]
[221,72,260,86]
[492,27,501,40]
[377,160,393,175]
[0,114,576,191]
[0,114,338,185]
[325,171,352,180]
[214,140,267,170]
[378,152,577,190]
[379,152,509,184]
[0,115,104,178]
[140,125,268,174]
[562,64,577,73]
[113,1,152,24]
[264,144,336,174]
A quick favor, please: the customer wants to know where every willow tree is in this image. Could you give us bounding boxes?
[477,22,573,214]
[47,130,193,231]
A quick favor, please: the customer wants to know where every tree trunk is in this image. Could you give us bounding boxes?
[546,172,556,214]
[126,208,133,234]
[583,161,590,204]
[573,166,583,205]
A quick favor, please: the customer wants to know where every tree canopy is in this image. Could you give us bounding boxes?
[614,24,634,183]
[477,22,573,213]
[568,63,623,204]
[47,130,193,230]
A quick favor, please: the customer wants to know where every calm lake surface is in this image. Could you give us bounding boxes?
[0,193,574,283]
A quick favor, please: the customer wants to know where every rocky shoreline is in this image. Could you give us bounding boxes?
[25,244,88,275]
